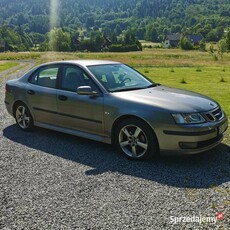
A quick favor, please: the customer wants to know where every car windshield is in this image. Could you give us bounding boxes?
[88,64,156,92]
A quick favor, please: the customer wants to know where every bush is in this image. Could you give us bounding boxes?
[109,44,141,52]
[220,77,227,82]
[199,41,206,51]
[180,78,187,84]
[180,36,194,50]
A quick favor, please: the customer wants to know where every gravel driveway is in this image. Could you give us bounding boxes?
[0,62,230,229]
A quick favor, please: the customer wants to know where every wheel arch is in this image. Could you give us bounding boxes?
[111,115,159,150]
[13,100,30,118]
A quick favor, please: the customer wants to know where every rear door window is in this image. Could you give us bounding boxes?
[29,66,59,88]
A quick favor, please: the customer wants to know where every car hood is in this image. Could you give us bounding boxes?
[114,85,218,113]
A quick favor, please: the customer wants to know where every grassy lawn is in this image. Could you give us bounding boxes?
[0,62,19,72]
[137,66,230,116]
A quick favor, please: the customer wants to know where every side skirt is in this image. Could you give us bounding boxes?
[34,121,111,144]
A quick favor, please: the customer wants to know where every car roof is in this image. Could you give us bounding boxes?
[40,60,121,68]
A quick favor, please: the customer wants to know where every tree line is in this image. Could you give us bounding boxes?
[0,0,230,52]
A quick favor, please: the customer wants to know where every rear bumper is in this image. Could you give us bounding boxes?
[4,100,13,117]
[157,118,228,155]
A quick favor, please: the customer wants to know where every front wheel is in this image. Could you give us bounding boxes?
[115,118,158,160]
[15,103,33,131]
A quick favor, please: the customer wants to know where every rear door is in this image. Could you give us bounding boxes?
[26,65,60,125]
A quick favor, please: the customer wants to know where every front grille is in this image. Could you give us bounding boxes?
[203,107,224,122]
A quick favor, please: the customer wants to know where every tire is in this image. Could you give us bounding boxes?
[115,118,158,160]
[14,103,34,131]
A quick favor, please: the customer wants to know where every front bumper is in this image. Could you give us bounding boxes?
[157,117,228,155]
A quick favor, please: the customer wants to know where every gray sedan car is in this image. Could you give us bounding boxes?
[5,60,228,160]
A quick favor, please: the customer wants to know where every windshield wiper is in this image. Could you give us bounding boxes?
[111,87,146,92]
[111,83,160,92]
[144,83,160,88]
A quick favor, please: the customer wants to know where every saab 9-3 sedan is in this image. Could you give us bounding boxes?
[5,60,228,160]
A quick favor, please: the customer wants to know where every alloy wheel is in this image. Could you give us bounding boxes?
[118,124,148,158]
[15,105,31,129]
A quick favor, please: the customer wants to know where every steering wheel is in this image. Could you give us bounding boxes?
[120,77,131,84]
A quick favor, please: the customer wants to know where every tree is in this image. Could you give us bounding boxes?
[48,28,71,51]
[179,35,194,50]
[145,26,158,42]
[206,27,224,42]
[217,40,226,59]
[114,24,122,36]
[0,25,32,51]
[111,32,117,44]
[1,0,230,52]
[30,32,46,44]
[79,30,105,52]
[86,17,95,31]
[225,28,230,51]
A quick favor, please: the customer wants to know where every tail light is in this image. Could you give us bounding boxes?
[5,84,9,93]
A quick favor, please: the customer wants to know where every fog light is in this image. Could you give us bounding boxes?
[179,142,198,149]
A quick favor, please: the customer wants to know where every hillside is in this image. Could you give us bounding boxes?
[0,0,230,51]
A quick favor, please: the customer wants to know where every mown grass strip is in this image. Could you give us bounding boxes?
[0,52,41,60]
[0,62,19,72]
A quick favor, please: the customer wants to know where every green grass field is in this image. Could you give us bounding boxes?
[137,66,230,116]
[0,62,19,72]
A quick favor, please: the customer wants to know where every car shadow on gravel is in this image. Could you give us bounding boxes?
[3,124,230,189]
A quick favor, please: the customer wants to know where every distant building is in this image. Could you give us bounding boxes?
[187,34,203,46]
[164,34,203,48]
[164,34,181,48]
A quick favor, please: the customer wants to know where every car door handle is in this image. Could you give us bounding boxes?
[58,95,68,101]
[27,90,35,95]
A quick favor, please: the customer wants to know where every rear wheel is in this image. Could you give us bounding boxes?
[15,103,33,131]
[115,118,158,160]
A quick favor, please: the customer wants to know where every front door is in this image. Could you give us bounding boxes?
[56,65,104,136]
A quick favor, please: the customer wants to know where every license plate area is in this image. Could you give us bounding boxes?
[218,122,228,135]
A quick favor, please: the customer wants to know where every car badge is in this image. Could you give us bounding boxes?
[210,103,215,107]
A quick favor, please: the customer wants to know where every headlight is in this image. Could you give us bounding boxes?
[172,113,205,124]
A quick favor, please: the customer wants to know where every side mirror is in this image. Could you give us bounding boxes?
[77,86,98,96]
